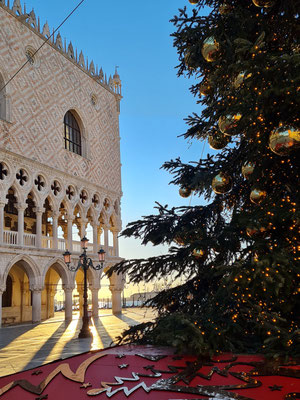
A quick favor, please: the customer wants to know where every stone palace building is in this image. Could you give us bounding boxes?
[0,0,124,326]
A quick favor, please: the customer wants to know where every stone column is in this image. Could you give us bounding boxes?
[0,202,5,245]
[92,222,100,254]
[34,207,45,248]
[79,218,88,239]
[0,288,4,328]
[52,212,59,250]
[103,225,109,254]
[21,282,29,322]
[109,285,123,315]
[91,287,100,318]
[17,203,26,246]
[112,230,119,257]
[63,286,74,321]
[30,285,43,323]
[67,215,74,252]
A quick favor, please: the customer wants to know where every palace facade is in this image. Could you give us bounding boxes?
[0,0,124,326]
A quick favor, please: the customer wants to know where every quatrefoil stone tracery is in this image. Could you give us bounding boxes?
[51,181,61,196]
[66,186,75,200]
[80,190,88,204]
[92,194,99,207]
[16,169,28,186]
[34,175,45,191]
[0,162,8,180]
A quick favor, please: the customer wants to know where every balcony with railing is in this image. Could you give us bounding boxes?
[2,230,118,257]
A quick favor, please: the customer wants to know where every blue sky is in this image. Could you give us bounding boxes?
[20,0,210,260]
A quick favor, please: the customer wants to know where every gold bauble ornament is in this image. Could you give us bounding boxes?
[189,0,199,4]
[250,188,267,204]
[192,248,206,259]
[184,50,197,70]
[219,3,232,14]
[212,172,232,194]
[269,125,300,156]
[246,226,267,238]
[233,72,252,89]
[201,37,220,62]
[174,235,185,246]
[208,132,229,150]
[199,80,212,96]
[179,187,192,198]
[218,114,242,136]
[242,162,255,179]
[252,0,274,7]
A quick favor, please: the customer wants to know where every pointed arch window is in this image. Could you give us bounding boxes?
[64,111,82,155]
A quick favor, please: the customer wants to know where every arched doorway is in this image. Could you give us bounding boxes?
[2,262,32,324]
[42,260,72,321]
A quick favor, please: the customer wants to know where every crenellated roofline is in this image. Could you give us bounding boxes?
[0,0,122,99]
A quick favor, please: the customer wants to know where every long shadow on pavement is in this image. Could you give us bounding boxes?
[115,313,144,327]
[0,323,37,350]
[22,320,74,370]
[92,317,116,348]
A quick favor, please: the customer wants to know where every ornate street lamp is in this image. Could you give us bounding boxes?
[63,236,105,338]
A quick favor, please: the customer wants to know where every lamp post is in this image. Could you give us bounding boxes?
[63,236,105,338]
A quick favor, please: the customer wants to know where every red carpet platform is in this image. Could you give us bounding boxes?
[0,345,299,399]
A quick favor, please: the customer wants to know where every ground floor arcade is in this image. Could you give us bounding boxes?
[0,252,124,327]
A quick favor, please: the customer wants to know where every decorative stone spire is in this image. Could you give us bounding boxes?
[0,0,122,97]
[55,32,63,51]
[27,9,37,29]
[42,22,50,37]
[78,51,85,68]
[12,0,22,15]
[67,42,75,59]
[113,66,122,95]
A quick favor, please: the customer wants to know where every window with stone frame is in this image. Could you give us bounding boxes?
[64,111,82,155]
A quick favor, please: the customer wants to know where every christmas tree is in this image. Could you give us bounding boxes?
[109,0,300,358]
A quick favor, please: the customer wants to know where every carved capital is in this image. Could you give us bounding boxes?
[33,207,45,214]
[17,202,27,211]
[109,285,123,293]
[66,215,74,223]
[52,211,60,220]
[90,286,101,292]
[29,285,44,293]
[63,285,75,293]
